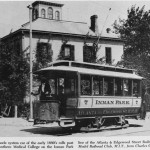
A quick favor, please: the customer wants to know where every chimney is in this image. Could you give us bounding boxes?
[90,15,99,35]
[106,28,111,33]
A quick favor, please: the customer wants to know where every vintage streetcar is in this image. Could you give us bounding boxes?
[33,61,143,130]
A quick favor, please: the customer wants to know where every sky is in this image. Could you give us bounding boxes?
[0,0,150,38]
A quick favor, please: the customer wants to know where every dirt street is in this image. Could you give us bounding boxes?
[0,115,150,137]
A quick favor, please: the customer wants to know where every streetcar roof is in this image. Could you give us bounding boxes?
[35,66,143,80]
[48,60,134,72]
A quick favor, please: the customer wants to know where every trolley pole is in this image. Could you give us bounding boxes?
[27,5,33,122]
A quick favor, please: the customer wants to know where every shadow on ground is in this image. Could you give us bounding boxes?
[129,124,143,127]
[21,123,143,136]
[21,126,81,136]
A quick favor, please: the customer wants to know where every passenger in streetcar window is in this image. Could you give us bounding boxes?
[114,83,118,95]
[31,78,51,100]
[123,80,129,96]
[81,79,91,95]
[93,79,100,95]
[58,78,64,94]
[133,82,138,97]
[42,81,51,95]
[80,75,91,95]
[104,81,108,95]
[58,78,66,116]
[49,79,56,96]
[104,78,114,96]
[115,78,122,96]
[66,79,75,97]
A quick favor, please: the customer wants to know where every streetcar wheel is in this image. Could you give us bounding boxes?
[34,119,39,125]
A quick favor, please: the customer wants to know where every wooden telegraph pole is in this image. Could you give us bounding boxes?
[27,5,33,122]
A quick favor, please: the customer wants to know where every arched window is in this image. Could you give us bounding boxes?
[35,9,38,19]
[48,7,53,19]
[41,9,46,18]
[32,9,36,20]
[55,11,60,20]
[33,9,38,20]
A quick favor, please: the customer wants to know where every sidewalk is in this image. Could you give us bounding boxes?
[0,117,59,127]
[0,117,34,127]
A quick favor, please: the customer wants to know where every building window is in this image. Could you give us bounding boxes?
[33,9,38,20]
[14,40,21,56]
[55,11,60,20]
[83,45,96,63]
[60,44,75,61]
[48,7,53,19]
[41,9,46,18]
[64,47,70,57]
[105,47,112,64]
[36,42,53,65]
[32,9,36,20]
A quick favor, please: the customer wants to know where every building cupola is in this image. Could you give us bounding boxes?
[32,1,64,21]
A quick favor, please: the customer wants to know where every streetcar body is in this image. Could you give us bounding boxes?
[33,61,143,128]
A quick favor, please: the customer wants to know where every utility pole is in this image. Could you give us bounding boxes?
[27,5,33,122]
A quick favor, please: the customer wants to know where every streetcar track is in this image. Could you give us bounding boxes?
[108,129,150,136]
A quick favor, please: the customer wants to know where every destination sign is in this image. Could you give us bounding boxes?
[78,97,141,108]
[93,98,132,108]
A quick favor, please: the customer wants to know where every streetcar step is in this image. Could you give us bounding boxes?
[80,124,129,132]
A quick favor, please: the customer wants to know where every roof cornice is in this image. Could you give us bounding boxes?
[32,1,64,7]
[1,29,124,43]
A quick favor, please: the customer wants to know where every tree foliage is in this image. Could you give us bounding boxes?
[113,5,150,87]
[83,34,100,64]
[34,42,53,70]
[0,41,29,107]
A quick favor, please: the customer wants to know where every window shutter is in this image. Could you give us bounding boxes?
[83,45,90,62]
[83,45,86,62]
[61,44,65,58]
[47,44,53,61]
[105,47,112,64]
[70,45,75,61]
[32,9,35,20]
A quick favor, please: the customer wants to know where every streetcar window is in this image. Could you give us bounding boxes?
[133,80,140,97]
[39,78,51,100]
[115,78,123,96]
[93,76,103,95]
[104,77,114,96]
[49,79,56,95]
[66,78,76,97]
[81,75,91,95]
[123,79,132,96]
[58,78,65,94]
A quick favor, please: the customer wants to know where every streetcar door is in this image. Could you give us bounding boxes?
[33,76,59,122]
[58,73,77,116]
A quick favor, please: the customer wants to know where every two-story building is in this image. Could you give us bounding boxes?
[1,1,124,65]
[0,1,124,103]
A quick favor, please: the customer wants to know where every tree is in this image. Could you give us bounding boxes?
[0,41,29,117]
[113,5,150,88]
